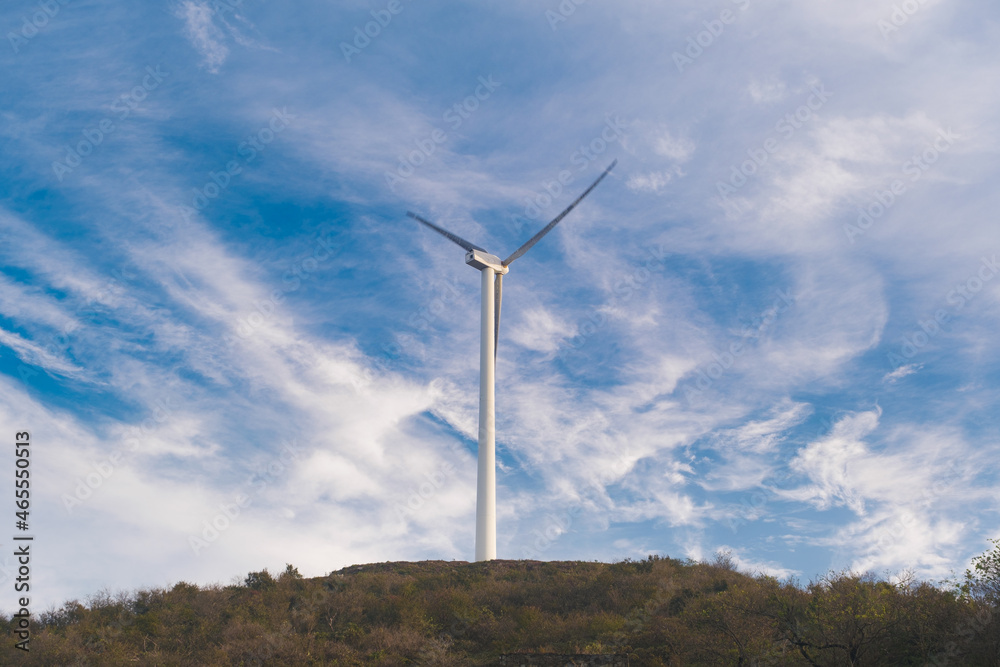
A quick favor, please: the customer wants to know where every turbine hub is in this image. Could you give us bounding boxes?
[465,249,508,274]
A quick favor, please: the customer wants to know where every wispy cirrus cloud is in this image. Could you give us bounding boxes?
[177,1,230,73]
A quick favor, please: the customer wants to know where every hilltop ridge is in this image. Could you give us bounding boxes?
[5,551,999,665]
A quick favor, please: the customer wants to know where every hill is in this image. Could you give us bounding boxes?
[4,547,1000,665]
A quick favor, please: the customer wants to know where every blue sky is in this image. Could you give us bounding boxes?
[1,0,998,612]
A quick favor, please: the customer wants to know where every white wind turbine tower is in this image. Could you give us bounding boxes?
[407,160,616,561]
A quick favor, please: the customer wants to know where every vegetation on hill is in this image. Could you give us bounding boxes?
[4,541,1000,665]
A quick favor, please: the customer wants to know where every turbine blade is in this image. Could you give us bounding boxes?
[407,211,487,253]
[494,272,502,363]
[502,159,617,267]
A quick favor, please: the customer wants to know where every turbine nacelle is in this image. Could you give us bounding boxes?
[465,249,508,274]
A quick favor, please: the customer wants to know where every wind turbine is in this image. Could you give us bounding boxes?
[407,160,616,561]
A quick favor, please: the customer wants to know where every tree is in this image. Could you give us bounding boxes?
[966,538,1000,604]
[957,539,1000,665]
[244,569,277,591]
[778,571,907,666]
[681,575,788,665]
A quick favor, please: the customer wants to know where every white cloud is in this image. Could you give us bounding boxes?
[883,364,921,383]
[652,129,695,162]
[177,1,230,73]
[701,401,812,492]
[626,167,684,193]
[719,546,801,579]
[508,306,574,354]
[718,401,812,454]
[784,408,882,514]
[748,77,787,104]
[776,413,986,578]
[0,326,83,376]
